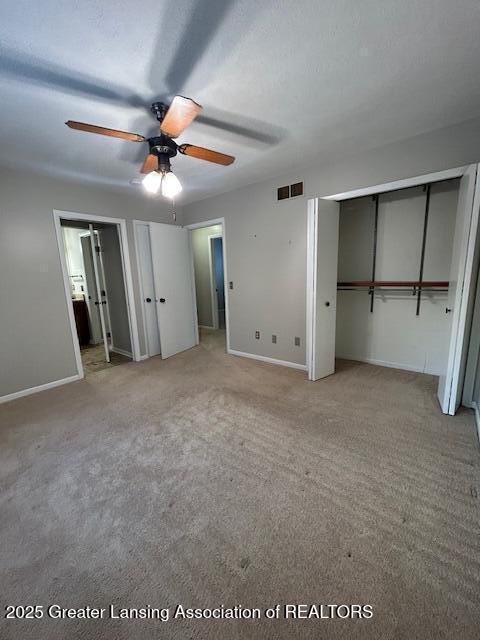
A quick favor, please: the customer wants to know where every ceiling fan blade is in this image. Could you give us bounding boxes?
[178,144,235,165]
[65,120,145,142]
[160,96,202,138]
[141,154,158,174]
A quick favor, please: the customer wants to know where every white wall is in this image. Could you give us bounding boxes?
[191,224,222,328]
[185,186,308,365]
[336,180,459,374]
[183,117,480,367]
[0,166,181,398]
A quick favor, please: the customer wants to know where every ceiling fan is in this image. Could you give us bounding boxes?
[65,95,235,198]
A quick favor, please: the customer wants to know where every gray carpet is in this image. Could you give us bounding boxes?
[1,329,479,639]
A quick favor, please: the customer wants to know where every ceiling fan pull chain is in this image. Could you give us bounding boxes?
[171,198,176,222]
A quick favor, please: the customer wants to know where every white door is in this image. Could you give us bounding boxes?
[94,230,113,346]
[149,222,198,359]
[136,224,161,357]
[438,164,480,414]
[307,198,340,381]
[89,224,110,362]
[80,234,103,344]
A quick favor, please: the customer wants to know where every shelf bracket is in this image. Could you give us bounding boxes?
[416,184,431,316]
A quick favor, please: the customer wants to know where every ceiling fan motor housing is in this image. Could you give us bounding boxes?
[150,101,169,122]
[148,134,177,173]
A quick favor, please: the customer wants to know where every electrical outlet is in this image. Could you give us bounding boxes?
[272,334,277,344]
[255,330,260,340]
[294,336,301,346]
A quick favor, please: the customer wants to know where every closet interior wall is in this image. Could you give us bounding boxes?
[336,179,460,375]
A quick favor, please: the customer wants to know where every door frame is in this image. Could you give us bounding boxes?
[306,198,318,380]
[307,164,479,412]
[185,218,231,351]
[53,209,141,378]
[437,165,480,413]
[208,232,223,330]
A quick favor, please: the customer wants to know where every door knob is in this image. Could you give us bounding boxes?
[325,301,330,307]
[445,307,452,313]
[145,297,152,303]
[159,298,166,303]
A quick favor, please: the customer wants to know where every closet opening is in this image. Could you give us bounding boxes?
[336,178,459,376]
[55,213,136,377]
[307,164,480,415]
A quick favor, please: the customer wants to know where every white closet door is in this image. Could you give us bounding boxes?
[149,222,198,359]
[136,224,161,357]
[307,198,340,381]
[438,164,480,414]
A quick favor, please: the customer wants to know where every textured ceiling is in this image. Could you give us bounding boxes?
[0,0,479,203]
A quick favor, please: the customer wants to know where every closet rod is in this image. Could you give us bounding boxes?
[337,281,448,288]
[338,289,448,294]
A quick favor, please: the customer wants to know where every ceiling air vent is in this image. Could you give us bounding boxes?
[276,181,304,201]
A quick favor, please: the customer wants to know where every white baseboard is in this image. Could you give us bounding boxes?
[228,348,307,371]
[110,347,133,358]
[0,374,81,405]
[199,324,216,330]
[336,354,439,375]
[139,354,149,361]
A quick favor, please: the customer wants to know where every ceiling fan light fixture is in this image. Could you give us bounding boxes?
[65,96,235,195]
[142,170,162,194]
[161,171,182,199]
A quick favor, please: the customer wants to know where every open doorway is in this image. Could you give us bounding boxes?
[55,212,137,377]
[190,223,226,349]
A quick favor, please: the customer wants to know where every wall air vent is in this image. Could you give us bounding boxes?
[290,181,303,198]
[276,182,304,201]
